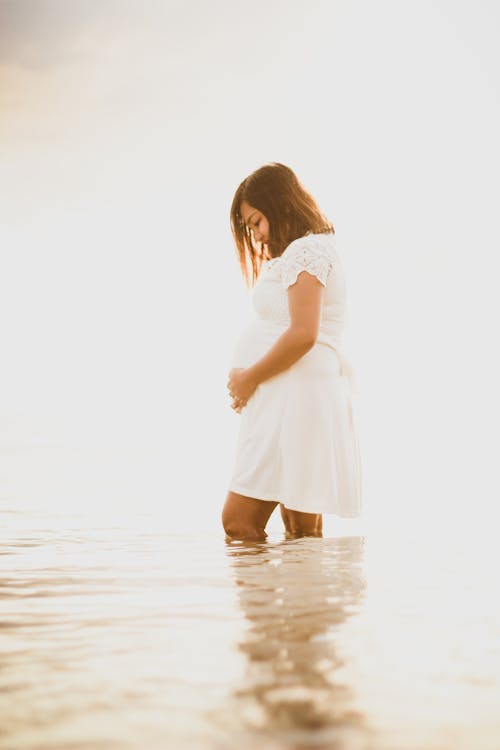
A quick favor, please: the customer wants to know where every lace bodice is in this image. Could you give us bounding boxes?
[231,232,354,384]
[252,232,348,328]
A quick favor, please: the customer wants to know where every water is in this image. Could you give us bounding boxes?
[1,509,500,750]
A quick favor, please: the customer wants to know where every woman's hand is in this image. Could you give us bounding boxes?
[230,396,243,414]
[227,368,258,412]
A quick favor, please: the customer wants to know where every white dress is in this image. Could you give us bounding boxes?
[227,231,363,516]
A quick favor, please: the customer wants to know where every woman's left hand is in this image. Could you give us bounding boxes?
[227,368,258,408]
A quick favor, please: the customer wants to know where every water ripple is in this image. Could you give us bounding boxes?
[1,510,499,749]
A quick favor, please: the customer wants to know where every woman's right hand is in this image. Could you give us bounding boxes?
[230,397,245,413]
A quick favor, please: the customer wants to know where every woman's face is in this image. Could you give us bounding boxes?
[240,200,269,246]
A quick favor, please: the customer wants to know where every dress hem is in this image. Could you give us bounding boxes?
[227,484,362,518]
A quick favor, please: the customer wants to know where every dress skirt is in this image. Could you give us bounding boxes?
[228,341,362,516]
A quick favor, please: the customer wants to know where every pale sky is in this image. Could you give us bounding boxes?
[0,0,499,534]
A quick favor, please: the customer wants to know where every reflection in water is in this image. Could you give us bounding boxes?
[208,537,370,748]
[5,506,500,750]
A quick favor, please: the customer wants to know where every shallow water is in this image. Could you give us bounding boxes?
[1,509,500,750]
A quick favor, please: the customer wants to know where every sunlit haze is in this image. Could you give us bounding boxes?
[1,0,499,537]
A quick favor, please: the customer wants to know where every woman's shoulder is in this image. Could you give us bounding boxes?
[282,231,337,258]
[263,232,337,270]
[277,232,337,289]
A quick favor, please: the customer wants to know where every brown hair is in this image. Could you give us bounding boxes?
[230,162,335,288]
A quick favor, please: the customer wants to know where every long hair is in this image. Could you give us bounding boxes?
[230,162,335,288]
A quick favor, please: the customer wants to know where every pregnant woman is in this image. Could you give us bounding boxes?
[222,163,362,542]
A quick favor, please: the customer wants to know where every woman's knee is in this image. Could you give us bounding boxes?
[221,510,267,541]
[222,514,268,541]
[221,491,276,540]
[280,503,322,535]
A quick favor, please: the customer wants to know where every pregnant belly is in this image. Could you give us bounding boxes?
[231,318,287,369]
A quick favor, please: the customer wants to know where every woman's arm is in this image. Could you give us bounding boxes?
[227,270,325,407]
[248,269,324,385]
[245,327,314,386]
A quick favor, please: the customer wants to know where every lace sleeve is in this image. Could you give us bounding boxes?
[280,238,334,291]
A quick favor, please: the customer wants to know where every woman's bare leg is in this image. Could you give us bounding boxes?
[279,502,323,538]
[222,491,279,541]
